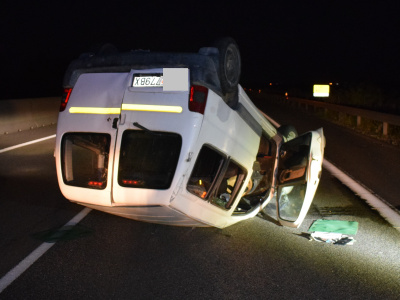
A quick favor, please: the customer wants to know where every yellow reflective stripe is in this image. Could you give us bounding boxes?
[69,104,183,114]
[122,104,183,113]
[69,107,121,114]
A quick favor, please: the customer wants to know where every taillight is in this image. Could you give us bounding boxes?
[189,85,208,115]
[60,88,72,112]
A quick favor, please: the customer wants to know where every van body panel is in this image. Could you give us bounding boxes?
[111,69,199,206]
[55,52,325,228]
[81,204,209,227]
[168,90,261,228]
[56,72,130,206]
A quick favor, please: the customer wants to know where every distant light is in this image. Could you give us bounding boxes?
[313,85,330,97]
[329,82,333,85]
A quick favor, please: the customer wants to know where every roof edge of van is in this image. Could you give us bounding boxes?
[63,51,222,95]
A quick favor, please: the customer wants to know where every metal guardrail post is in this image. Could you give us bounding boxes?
[357,116,362,127]
[0,97,59,134]
[383,122,388,136]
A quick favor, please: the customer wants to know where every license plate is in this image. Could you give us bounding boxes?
[133,75,163,87]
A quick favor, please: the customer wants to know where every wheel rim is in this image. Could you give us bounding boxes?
[224,45,240,86]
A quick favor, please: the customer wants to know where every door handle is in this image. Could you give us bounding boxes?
[112,118,119,129]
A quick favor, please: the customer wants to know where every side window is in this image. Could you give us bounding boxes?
[187,145,246,210]
[235,134,276,213]
[187,146,224,199]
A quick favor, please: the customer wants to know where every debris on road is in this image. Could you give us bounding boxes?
[308,219,358,245]
[310,232,355,245]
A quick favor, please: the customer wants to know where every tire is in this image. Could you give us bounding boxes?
[214,37,241,94]
[277,125,298,142]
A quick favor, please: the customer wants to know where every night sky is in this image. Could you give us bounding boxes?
[1,1,399,100]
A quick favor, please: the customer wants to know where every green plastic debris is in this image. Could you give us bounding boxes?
[308,219,358,235]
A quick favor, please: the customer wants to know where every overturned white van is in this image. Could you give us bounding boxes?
[55,38,325,228]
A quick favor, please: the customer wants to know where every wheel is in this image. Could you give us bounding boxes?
[214,37,241,94]
[277,125,298,142]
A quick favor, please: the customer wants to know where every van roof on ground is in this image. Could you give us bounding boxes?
[63,48,223,95]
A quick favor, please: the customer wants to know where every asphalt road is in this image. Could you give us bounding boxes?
[1,114,400,299]
[254,95,400,210]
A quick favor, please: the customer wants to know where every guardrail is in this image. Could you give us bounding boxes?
[2,94,400,137]
[0,97,60,134]
[267,95,400,136]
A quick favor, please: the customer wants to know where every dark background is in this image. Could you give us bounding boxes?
[1,1,399,103]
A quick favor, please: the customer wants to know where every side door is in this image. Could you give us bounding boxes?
[170,90,259,228]
[275,128,325,227]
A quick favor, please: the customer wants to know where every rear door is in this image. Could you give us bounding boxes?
[57,72,130,206]
[275,128,325,227]
[111,69,193,206]
[58,68,194,208]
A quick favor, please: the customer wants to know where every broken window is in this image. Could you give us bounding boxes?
[276,132,312,221]
[235,134,276,213]
[187,145,246,210]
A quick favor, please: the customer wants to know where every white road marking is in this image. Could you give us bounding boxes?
[1,111,399,294]
[323,160,400,230]
[0,207,92,294]
[261,111,400,232]
[0,135,56,154]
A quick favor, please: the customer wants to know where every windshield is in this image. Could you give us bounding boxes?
[278,133,311,185]
[276,132,312,222]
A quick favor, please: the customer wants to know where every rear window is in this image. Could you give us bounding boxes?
[118,130,182,189]
[61,133,111,189]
